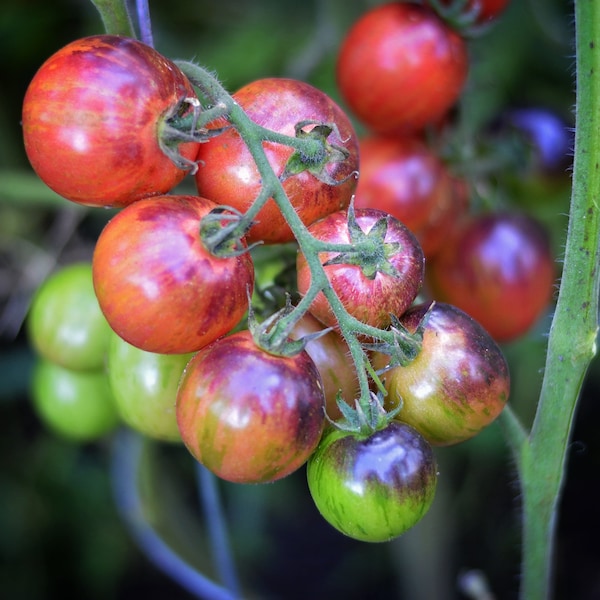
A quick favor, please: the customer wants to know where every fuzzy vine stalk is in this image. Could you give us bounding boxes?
[500,2,600,598]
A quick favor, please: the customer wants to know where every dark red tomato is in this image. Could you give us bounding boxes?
[176,330,326,484]
[336,3,468,135]
[373,302,510,446]
[194,78,359,244]
[290,313,360,420]
[92,195,254,354]
[22,35,199,208]
[296,208,425,330]
[307,422,437,542]
[427,212,555,342]
[353,135,465,257]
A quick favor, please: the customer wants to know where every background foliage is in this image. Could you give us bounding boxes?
[1,0,598,598]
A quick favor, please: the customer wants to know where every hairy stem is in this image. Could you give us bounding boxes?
[89,0,135,37]
[514,2,600,598]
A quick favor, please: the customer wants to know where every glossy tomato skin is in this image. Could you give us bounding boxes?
[373,302,510,446]
[290,313,360,420]
[337,3,468,135]
[353,135,465,257]
[296,208,425,330]
[106,330,193,442]
[22,35,199,207]
[195,78,359,244]
[307,422,437,542]
[176,330,326,484]
[427,212,555,342]
[31,359,120,442]
[27,263,112,371]
[92,195,254,354]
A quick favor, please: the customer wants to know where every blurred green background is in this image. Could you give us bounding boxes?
[2,0,598,598]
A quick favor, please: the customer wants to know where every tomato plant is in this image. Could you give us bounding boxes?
[307,421,438,542]
[26,262,112,371]
[176,330,326,484]
[92,194,255,354]
[31,358,120,441]
[194,77,359,244]
[427,211,556,342]
[105,330,193,442]
[373,302,510,446]
[296,207,424,330]
[22,34,200,208]
[428,0,511,24]
[336,2,469,134]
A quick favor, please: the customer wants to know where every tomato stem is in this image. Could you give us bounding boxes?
[90,0,136,38]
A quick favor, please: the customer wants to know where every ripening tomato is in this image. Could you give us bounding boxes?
[106,330,193,442]
[27,263,112,371]
[427,212,555,342]
[195,78,359,244]
[290,313,360,420]
[336,3,469,134]
[307,422,438,542]
[92,195,254,354]
[31,359,120,441]
[296,208,425,330]
[373,302,510,446]
[22,35,199,207]
[353,135,467,257]
[176,330,326,484]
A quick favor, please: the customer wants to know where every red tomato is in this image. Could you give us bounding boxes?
[427,212,555,342]
[176,330,326,484]
[22,35,199,208]
[92,195,254,354]
[353,135,466,257]
[194,78,359,244]
[373,302,510,445]
[336,3,469,134]
[296,208,425,330]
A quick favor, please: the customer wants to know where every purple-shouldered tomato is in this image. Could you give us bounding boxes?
[92,195,254,354]
[427,212,555,342]
[22,35,199,207]
[373,302,510,446]
[296,207,425,330]
[176,330,326,484]
[195,77,359,244]
[336,3,468,135]
[307,421,437,542]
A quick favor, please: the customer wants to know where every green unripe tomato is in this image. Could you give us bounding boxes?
[31,359,120,441]
[307,422,438,542]
[27,262,112,370]
[106,330,192,442]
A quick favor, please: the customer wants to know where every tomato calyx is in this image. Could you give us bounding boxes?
[280,120,356,186]
[322,203,405,280]
[199,206,258,258]
[332,390,401,437]
[426,0,502,36]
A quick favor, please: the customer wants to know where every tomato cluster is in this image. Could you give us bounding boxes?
[23,0,552,545]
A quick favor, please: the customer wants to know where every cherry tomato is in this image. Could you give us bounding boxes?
[27,263,112,371]
[290,313,360,420]
[307,422,438,542]
[336,2,468,134]
[373,302,510,446]
[176,330,326,484]
[194,78,359,244]
[22,35,199,208]
[31,359,120,442]
[353,135,466,257]
[92,195,254,354]
[296,208,425,330]
[106,330,193,442]
[427,212,555,342]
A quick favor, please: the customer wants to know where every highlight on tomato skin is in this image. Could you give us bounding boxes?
[373,302,511,446]
[92,195,255,355]
[176,330,327,485]
[307,421,438,543]
[426,211,556,343]
[22,34,200,208]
